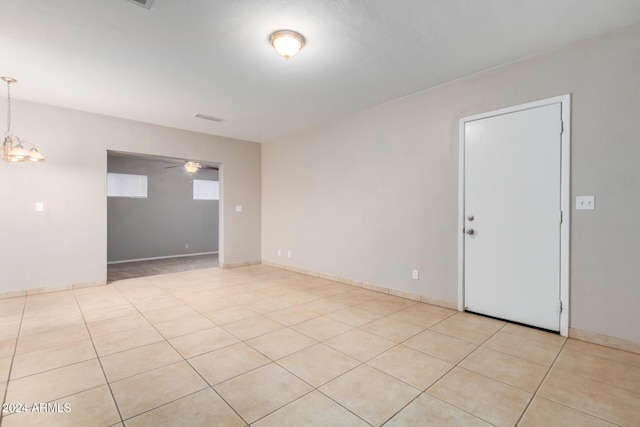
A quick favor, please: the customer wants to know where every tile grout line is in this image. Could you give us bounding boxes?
[113,279,251,426]
[312,390,375,427]
[553,346,640,392]
[244,270,490,424]
[72,288,126,425]
[152,268,636,424]
[208,275,371,425]
[16,289,400,422]
[261,306,445,426]
[215,293,374,425]
[0,290,122,425]
[403,320,509,426]
[4,292,127,422]
[15,266,631,426]
[104,283,201,389]
[405,320,531,426]
[270,350,374,426]
[0,296,27,425]
[212,297,345,424]
[511,325,569,426]
[561,343,640,369]
[235,295,462,424]
[357,310,466,424]
[516,337,630,427]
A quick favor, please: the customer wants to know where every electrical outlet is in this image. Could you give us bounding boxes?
[287,250,291,258]
[576,196,595,210]
[185,243,189,249]
[412,269,419,280]
[277,249,282,256]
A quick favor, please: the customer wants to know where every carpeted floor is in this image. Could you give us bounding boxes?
[107,254,219,282]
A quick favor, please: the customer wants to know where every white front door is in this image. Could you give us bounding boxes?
[463,102,563,331]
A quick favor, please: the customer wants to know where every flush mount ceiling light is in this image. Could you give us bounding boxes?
[270,30,305,59]
[1,77,44,163]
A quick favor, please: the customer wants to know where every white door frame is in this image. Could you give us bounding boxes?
[457,95,571,336]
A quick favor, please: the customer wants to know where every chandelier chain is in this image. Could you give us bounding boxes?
[5,79,11,135]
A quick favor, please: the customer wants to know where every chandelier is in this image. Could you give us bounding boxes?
[1,76,44,163]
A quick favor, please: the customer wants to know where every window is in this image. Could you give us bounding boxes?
[193,179,219,200]
[107,173,148,198]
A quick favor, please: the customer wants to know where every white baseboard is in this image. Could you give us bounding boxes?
[0,280,107,300]
[260,260,458,310]
[107,251,219,265]
[570,327,640,355]
[221,260,262,269]
[261,261,639,353]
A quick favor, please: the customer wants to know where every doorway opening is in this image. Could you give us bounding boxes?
[106,151,222,282]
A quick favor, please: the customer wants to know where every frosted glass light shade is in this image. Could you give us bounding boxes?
[270,30,305,59]
[28,148,44,162]
[8,144,28,161]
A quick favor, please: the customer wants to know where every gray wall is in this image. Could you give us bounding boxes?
[0,102,261,293]
[262,23,640,344]
[107,155,219,262]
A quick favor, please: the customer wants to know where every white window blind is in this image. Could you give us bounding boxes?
[193,179,219,200]
[107,173,148,198]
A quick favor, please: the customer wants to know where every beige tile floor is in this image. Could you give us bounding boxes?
[1,265,639,426]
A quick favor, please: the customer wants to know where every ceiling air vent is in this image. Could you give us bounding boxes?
[194,113,224,123]
[126,0,153,9]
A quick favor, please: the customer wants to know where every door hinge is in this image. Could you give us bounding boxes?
[560,120,564,134]
[559,300,563,314]
[560,211,563,224]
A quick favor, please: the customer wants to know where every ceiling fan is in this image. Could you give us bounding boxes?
[164,160,218,173]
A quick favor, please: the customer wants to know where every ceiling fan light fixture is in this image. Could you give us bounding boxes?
[270,30,305,59]
[183,161,200,173]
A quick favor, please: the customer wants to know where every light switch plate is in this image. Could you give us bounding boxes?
[235,205,243,212]
[35,202,44,212]
[576,196,595,210]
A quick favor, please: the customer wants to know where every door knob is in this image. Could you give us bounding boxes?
[467,214,474,221]
[465,228,475,235]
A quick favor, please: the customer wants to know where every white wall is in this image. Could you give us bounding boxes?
[0,103,261,293]
[262,23,640,344]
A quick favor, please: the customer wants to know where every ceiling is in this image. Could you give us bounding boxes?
[2,0,640,143]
